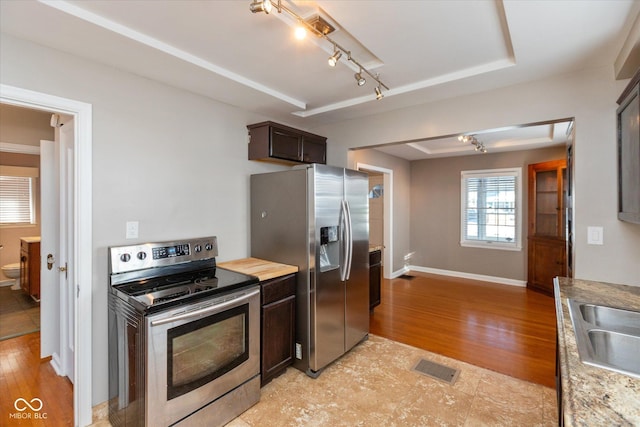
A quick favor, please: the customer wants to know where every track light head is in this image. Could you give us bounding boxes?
[328,50,342,67]
[354,72,366,86]
[375,85,383,100]
[249,0,272,14]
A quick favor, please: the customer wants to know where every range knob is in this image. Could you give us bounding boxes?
[194,244,202,253]
[137,251,147,260]
[120,253,131,262]
[205,243,213,251]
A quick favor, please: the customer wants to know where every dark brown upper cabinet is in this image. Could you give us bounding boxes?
[247,121,326,165]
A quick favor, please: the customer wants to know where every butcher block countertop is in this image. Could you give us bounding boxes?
[218,257,298,282]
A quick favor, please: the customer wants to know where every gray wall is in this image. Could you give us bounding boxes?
[316,66,640,287]
[410,146,566,281]
[0,34,292,405]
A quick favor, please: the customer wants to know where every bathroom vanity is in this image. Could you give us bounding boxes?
[20,237,40,301]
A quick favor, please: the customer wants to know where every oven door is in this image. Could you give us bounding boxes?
[146,285,260,426]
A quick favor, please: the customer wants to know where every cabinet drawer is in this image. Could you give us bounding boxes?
[261,274,296,306]
[369,250,381,266]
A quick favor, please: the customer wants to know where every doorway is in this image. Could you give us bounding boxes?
[357,163,393,279]
[1,83,93,426]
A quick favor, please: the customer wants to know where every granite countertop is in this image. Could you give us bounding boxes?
[369,245,383,253]
[218,257,298,282]
[554,277,640,426]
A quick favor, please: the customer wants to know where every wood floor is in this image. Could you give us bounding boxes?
[370,271,557,388]
[0,332,73,426]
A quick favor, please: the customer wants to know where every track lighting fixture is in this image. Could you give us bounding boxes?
[458,135,487,153]
[249,0,272,14]
[249,0,389,101]
[328,49,342,67]
[375,85,383,100]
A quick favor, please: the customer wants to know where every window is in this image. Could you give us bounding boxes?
[0,166,38,226]
[461,167,522,250]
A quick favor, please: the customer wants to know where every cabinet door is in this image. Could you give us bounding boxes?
[261,295,295,385]
[270,127,301,162]
[302,136,326,164]
[528,237,566,295]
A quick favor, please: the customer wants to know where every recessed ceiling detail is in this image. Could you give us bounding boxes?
[1,1,636,125]
[368,120,574,161]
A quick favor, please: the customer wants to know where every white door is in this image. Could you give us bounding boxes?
[40,140,60,361]
[39,117,75,382]
[59,117,75,382]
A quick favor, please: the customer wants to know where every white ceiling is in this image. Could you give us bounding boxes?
[1,0,639,160]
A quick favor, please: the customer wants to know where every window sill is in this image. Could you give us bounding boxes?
[460,241,522,251]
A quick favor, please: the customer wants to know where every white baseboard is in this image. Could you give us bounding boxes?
[49,353,64,376]
[389,267,410,279]
[407,265,527,287]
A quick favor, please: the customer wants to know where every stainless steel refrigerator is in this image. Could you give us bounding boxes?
[251,164,369,378]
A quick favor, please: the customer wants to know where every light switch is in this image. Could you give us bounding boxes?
[126,221,139,239]
[587,226,603,245]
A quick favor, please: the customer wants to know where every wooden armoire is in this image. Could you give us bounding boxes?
[527,159,567,295]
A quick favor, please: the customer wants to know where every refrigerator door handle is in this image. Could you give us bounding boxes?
[339,199,348,282]
[344,200,353,280]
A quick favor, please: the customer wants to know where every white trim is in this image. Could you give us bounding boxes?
[356,162,393,279]
[409,265,527,287]
[49,352,64,376]
[1,83,93,427]
[460,167,523,251]
[0,141,41,155]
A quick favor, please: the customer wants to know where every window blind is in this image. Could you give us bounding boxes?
[461,168,521,250]
[0,175,35,225]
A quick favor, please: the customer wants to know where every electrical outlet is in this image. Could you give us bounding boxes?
[126,221,139,239]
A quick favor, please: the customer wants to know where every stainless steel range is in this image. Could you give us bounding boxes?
[108,236,260,427]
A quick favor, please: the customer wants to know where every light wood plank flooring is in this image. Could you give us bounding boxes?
[370,271,557,388]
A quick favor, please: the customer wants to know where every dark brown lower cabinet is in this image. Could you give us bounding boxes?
[527,236,566,295]
[369,250,381,311]
[260,273,296,386]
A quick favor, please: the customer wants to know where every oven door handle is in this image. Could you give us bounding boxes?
[150,288,260,327]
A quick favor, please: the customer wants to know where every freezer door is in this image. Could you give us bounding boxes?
[344,168,370,351]
[310,165,346,372]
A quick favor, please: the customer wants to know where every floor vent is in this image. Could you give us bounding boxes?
[412,358,460,385]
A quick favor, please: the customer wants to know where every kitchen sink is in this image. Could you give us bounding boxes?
[579,303,640,335]
[568,299,640,378]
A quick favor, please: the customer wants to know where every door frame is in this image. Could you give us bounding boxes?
[356,163,393,278]
[1,83,93,426]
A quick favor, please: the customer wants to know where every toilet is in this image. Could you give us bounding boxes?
[1,263,21,290]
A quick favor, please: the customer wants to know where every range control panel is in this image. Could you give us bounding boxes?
[109,237,218,274]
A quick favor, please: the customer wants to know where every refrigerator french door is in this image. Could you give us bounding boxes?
[251,164,369,377]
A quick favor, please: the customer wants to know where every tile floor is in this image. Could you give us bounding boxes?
[229,334,557,427]
[92,334,557,426]
[0,285,40,341]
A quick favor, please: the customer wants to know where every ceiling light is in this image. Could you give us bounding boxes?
[375,85,383,100]
[249,1,389,101]
[249,0,272,14]
[459,135,487,153]
[294,26,307,40]
[328,49,342,67]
